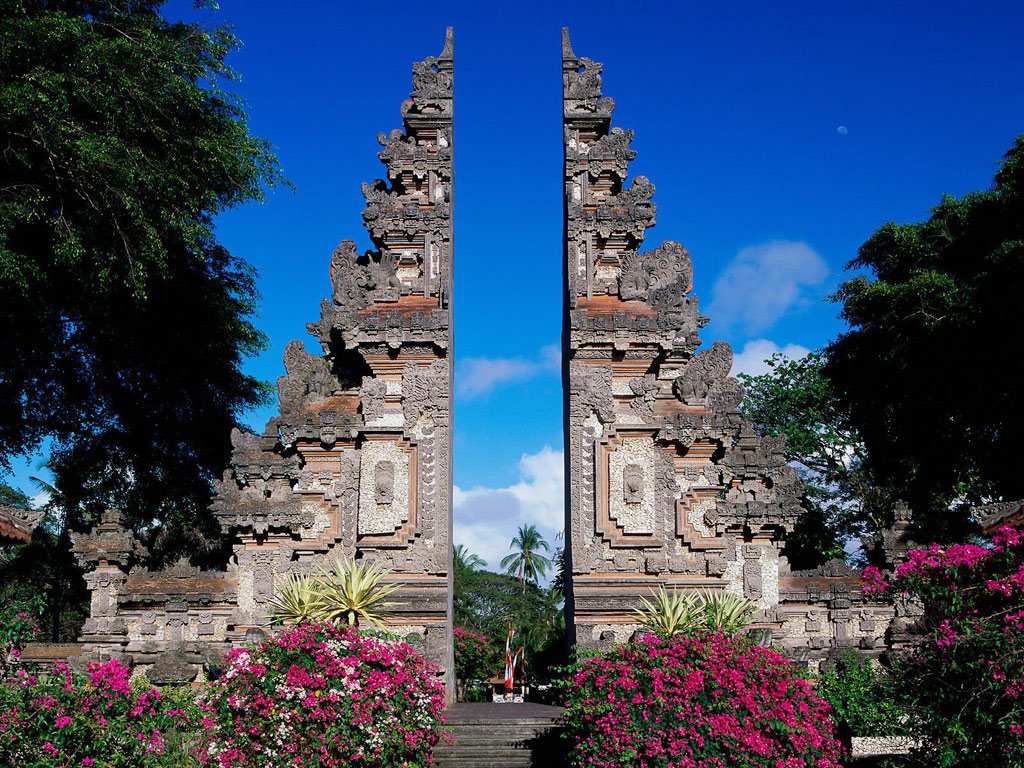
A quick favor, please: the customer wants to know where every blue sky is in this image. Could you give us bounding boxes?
[9,1,1024,569]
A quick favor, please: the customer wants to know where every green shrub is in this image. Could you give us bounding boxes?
[817,652,906,737]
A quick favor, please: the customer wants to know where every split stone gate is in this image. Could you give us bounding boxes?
[70,29,896,696]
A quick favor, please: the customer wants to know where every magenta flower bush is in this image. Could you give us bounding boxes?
[0,657,199,766]
[560,632,843,768]
[864,526,1024,767]
[0,597,43,677]
[197,621,448,768]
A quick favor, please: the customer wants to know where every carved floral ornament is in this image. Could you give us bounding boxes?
[411,55,453,100]
[618,240,693,302]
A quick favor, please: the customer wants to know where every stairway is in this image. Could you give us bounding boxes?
[434,703,566,768]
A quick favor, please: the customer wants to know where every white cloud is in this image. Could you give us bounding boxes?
[456,345,559,399]
[708,241,828,334]
[731,339,811,378]
[453,446,563,574]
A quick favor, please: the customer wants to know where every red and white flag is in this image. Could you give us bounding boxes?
[504,627,516,691]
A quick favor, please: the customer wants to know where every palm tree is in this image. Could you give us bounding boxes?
[500,524,552,587]
[454,544,486,573]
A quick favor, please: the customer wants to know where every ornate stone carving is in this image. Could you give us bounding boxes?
[0,503,44,544]
[673,341,733,404]
[569,362,614,424]
[412,56,453,99]
[72,508,147,569]
[329,240,402,310]
[618,240,693,302]
[72,31,455,700]
[277,340,334,415]
[628,374,659,420]
[403,361,449,427]
[358,442,411,536]
[360,377,389,423]
[564,29,825,659]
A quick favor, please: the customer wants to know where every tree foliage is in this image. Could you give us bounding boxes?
[0,474,88,641]
[453,566,564,681]
[453,544,485,574]
[827,136,1024,539]
[740,352,884,566]
[0,0,282,561]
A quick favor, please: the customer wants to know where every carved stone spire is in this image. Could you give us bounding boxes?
[68,31,456,699]
[562,30,804,653]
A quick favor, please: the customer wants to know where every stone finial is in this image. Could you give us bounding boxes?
[72,508,147,570]
[561,27,576,61]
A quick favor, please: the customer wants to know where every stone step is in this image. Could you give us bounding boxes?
[436,703,566,768]
[442,737,551,747]
[435,760,535,767]
[444,728,558,740]
[434,759,535,768]
[436,748,539,757]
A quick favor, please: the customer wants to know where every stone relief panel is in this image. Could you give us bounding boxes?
[606,437,658,536]
[358,441,413,536]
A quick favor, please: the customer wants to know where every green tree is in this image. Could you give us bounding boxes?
[453,544,486,574]
[740,352,886,567]
[0,475,87,641]
[453,567,565,683]
[500,524,552,587]
[827,136,1024,540]
[0,484,30,511]
[0,1,283,562]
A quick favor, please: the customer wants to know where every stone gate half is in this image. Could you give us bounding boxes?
[560,29,893,655]
[72,30,455,691]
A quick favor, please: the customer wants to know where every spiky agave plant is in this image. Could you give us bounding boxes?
[697,589,757,633]
[317,557,402,629]
[634,587,701,637]
[267,572,325,626]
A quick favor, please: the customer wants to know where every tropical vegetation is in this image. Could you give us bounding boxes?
[0,0,284,651]
[827,136,1024,542]
[816,651,907,747]
[500,524,552,586]
[453,627,501,701]
[861,526,1024,767]
[0,654,200,767]
[634,587,757,637]
[739,352,875,568]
